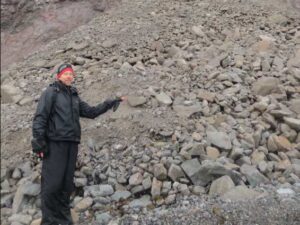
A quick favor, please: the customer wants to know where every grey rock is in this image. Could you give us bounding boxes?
[276,188,295,196]
[142,176,152,190]
[127,96,147,107]
[151,177,162,199]
[12,168,22,179]
[111,191,131,201]
[95,212,112,225]
[165,194,176,205]
[75,197,93,212]
[252,77,280,96]
[153,163,167,180]
[102,40,117,48]
[22,183,40,196]
[85,184,114,197]
[8,214,32,225]
[229,147,244,160]
[161,181,172,195]
[289,99,300,114]
[74,178,88,187]
[128,195,152,208]
[258,161,268,174]
[182,160,241,186]
[131,185,144,195]
[168,164,186,182]
[155,92,172,105]
[18,96,33,106]
[1,193,14,208]
[207,131,232,150]
[18,162,32,178]
[240,164,269,187]
[283,117,300,131]
[129,173,143,186]
[197,89,216,102]
[12,185,24,214]
[120,62,132,74]
[173,103,202,118]
[209,175,235,196]
[191,25,205,37]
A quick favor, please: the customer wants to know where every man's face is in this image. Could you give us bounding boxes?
[58,71,74,86]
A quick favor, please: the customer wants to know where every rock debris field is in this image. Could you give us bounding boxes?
[1,0,300,224]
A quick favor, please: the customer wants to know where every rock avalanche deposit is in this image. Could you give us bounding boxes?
[1,0,300,224]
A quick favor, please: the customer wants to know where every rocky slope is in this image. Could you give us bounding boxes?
[1,0,300,224]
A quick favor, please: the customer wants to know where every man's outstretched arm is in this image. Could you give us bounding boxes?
[79,97,123,119]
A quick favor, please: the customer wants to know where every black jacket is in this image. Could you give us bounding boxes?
[32,81,114,143]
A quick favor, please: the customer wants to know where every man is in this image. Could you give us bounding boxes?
[32,63,124,225]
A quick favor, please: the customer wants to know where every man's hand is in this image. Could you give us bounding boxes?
[112,96,127,112]
[31,138,48,160]
[105,96,127,112]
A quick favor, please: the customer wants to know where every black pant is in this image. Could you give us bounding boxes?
[41,141,78,225]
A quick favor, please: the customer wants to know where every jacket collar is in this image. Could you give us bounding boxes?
[52,81,78,94]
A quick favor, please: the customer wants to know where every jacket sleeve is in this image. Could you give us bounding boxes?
[79,97,114,119]
[32,87,55,141]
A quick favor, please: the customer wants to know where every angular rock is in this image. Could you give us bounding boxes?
[206,146,220,159]
[142,176,152,190]
[127,96,147,107]
[30,218,41,225]
[153,163,167,180]
[168,164,186,182]
[173,103,202,118]
[252,77,280,96]
[197,89,216,102]
[129,173,143,186]
[161,181,172,195]
[151,177,162,199]
[8,214,32,225]
[191,25,205,37]
[240,164,269,187]
[289,99,300,114]
[283,117,300,131]
[102,40,117,48]
[95,212,112,225]
[128,195,152,208]
[74,178,88,187]
[120,62,132,74]
[12,185,24,214]
[251,150,266,165]
[276,188,295,196]
[268,135,293,152]
[209,175,235,196]
[207,131,232,150]
[84,184,114,197]
[182,160,241,186]
[22,183,40,196]
[75,197,93,212]
[111,191,131,201]
[155,92,172,105]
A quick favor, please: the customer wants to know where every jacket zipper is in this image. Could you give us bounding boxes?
[67,87,76,137]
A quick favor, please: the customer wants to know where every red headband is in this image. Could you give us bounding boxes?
[56,67,75,79]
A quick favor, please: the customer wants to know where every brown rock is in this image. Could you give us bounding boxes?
[206,146,220,160]
[251,150,266,165]
[274,136,293,152]
[197,89,216,102]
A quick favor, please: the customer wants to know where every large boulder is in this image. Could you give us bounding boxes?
[181,160,241,186]
[252,77,281,96]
